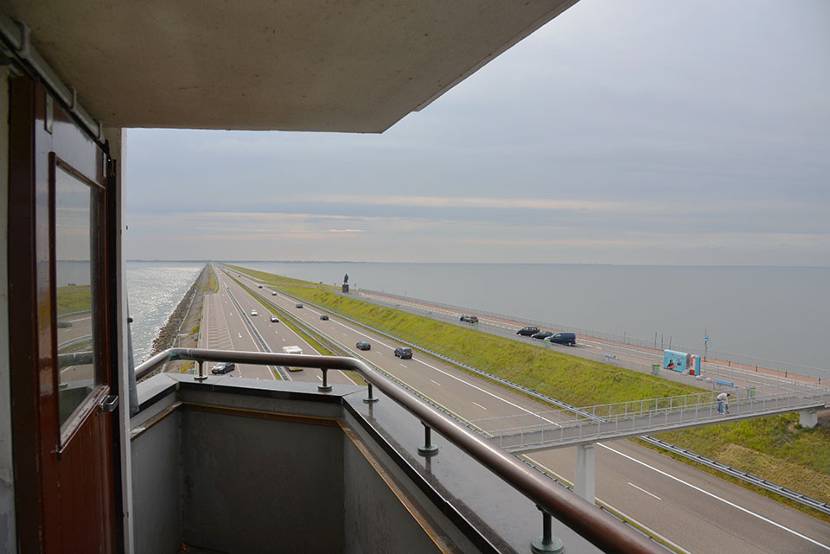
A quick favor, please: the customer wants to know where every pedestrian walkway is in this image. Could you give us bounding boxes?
[473,385,830,453]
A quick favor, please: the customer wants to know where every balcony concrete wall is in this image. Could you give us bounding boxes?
[343,430,443,554]
[131,377,448,554]
[132,410,181,554]
[180,407,345,553]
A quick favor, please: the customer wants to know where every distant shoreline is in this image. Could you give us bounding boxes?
[127,259,830,269]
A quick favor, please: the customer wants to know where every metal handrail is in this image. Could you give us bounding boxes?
[134,347,660,554]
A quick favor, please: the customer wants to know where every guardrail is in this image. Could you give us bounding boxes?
[639,436,830,517]
[134,347,662,554]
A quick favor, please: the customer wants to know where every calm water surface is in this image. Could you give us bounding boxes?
[237,262,830,377]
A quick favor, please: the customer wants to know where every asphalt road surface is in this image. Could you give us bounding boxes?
[221,266,830,553]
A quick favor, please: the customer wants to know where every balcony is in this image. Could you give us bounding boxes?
[130,348,662,553]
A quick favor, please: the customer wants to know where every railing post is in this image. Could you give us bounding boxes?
[418,422,439,457]
[318,368,332,392]
[531,507,564,553]
[363,382,379,403]
[194,360,207,382]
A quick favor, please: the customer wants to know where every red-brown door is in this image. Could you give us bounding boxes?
[9,74,119,552]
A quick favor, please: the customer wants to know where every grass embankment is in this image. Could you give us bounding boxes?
[229,266,697,404]
[230,265,830,511]
[203,265,219,294]
[56,284,91,316]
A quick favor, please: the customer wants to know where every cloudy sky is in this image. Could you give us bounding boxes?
[124,0,829,265]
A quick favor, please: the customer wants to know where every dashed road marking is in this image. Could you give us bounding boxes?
[627,482,661,501]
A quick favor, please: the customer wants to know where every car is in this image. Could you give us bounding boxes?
[250,310,258,316]
[516,326,540,336]
[544,332,577,346]
[355,341,371,351]
[394,347,413,360]
[531,331,553,340]
[211,362,235,375]
[257,285,263,289]
[459,315,479,324]
[271,291,277,296]
[270,316,279,323]
[282,346,304,371]
[320,314,329,320]
[295,303,304,309]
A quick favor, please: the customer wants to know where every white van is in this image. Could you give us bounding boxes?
[282,345,304,371]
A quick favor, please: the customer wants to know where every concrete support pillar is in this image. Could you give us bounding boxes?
[574,443,596,503]
[799,409,818,429]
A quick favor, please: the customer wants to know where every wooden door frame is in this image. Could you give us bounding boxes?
[8,70,122,553]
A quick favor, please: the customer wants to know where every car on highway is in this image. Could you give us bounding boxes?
[531,331,553,340]
[282,346,304,372]
[320,314,329,320]
[271,291,277,296]
[356,341,371,351]
[250,310,258,316]
[211,362,235,375]
[394,347,413,360]
[544,332,577,346]
[295,303,304,309]
[517,326,540,336]
[270,316,279,323]
[257,285,262,289]
[459,315,479,324]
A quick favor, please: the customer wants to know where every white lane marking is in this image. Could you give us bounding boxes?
[472,402,488,411]
[627,482,661,501]
[316,375,323,382]
[315,306,565,427]
[237,333,242,338]
[430,379,441,386]
[399,363,407,368]
[525,455,691,554]
[599,443,830,551]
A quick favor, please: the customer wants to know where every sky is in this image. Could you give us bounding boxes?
[124,0,830,265]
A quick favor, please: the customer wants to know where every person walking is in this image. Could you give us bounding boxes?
[717,392,727,415]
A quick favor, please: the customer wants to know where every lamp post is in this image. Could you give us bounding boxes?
[704,331,710,362]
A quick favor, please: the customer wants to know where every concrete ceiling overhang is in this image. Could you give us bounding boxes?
[0,0,577,132]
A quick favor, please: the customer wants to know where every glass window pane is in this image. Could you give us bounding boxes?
[55,165,100,427]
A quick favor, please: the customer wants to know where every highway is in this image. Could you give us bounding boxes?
[219,266,830,553]
[200,268,356,385]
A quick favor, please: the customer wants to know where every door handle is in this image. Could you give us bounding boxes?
[100,394,119,413]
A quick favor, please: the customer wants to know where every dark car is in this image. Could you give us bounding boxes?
[531,331,553,340]
[394,347,413,360]
[211,362,235,375]
[459,315,479,324]
[320,314,329,320]
[545,332,577,346]
[356,341,371,351]
[257,285,263,289]
[517,326,540,336]
[295,303,304,309]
